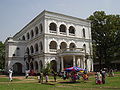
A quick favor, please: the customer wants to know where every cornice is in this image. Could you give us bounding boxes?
[45,34,92,42]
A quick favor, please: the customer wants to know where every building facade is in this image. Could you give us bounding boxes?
[5,10,93,74]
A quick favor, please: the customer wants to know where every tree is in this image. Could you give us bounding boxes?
[0,42,5,69]
[87,11,120,70]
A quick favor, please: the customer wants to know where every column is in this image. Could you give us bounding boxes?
[61,56,64,72]
[77,57,80,67]
[73,55,76,67]
[57,26,59,35]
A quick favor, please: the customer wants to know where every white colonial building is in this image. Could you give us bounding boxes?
[5,10,93,74]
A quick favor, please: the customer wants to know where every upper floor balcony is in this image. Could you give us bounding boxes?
[57,48,85,56]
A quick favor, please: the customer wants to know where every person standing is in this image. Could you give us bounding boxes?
[95,72,102,84]
[45,74,49,82]
[53,72,57,82]
[100,69,106,84]
[9,68,13,81]
[25,70,30,79]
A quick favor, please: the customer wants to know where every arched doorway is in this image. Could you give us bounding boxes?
[13,62,22,74]
[63,56,73,68]
[50,60,57,72]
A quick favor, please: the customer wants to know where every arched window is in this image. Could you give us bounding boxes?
[59,24,66,34]
[27,33,30,40]
[83,28,85,38]
[16,47,20,56]
[40,42,43,51]
[22,35,25,40]
[34,61,38,70]
[39,60,43,71]
[35,26,39,35]
[39,24,43,34]
[83,44,86,54]
[69,43,76,48]
[26,47,29,55]
[49,41,57,52]
[49,23,57,33]
[60,42,67,49]
[35,43,39,52]
[69,26,75,35]
[30,46,34,53]
[31,30,34,38]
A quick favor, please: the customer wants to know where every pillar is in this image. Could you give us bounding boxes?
[61,56,64,72]
[77,57,81,67]
[73,55,76,67]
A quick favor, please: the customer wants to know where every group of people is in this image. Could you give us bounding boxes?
[8,68,115,85]
[61,71,89,82]
[95,69,106,84]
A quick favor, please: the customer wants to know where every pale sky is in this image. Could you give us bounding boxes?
[0,0,120,42]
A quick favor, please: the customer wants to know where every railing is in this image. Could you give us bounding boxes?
[60,32,67,35]
[69,33,75,36]
[50,49,57,52]
[57,48,84,54]
[50,30,57,33]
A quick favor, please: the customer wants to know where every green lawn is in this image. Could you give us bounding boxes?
[0,75,120,90]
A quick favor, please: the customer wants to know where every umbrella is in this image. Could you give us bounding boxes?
[64,67,85,72]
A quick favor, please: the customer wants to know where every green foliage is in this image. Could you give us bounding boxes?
[0,42,5,69]
[41,63,52,75]
[88,11,120,69]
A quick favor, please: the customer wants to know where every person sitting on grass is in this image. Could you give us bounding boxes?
[82,73,88,80]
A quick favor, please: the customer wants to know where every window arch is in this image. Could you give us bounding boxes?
[60,42,67,49]
[49,23,57,33]
[69,43,76,48]
[30,45,34,53]
[49,41,57,51]
[22,35,25,40]
[40,42,43,51]
[69,26,75,35]
[35,26,39,35]
[27,33,30,40]
[59,24,66,34]
[35,43,39,52]
[31,30,34,38]
[16,47,20,56]
[39,60,43,71]
[39,24,43,33]
[83,28,85,38]
[26,47,30,55]
[34,61,38,70]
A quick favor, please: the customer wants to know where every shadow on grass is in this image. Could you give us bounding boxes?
[39,82,55,85]
[59,81,81,84]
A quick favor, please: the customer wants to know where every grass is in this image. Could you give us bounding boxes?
[0,77,21,82]
[0,74,120,90]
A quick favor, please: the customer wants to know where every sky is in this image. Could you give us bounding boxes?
[0,0,120,42]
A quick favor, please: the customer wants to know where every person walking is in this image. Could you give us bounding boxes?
[25,70,30,79]
[9,68,13,81]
